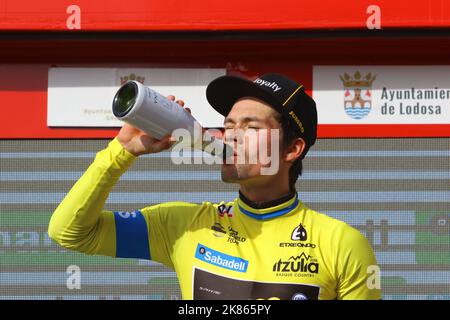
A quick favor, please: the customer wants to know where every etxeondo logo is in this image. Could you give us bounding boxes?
[195,244,248,273]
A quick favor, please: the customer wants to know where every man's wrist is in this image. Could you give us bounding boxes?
[107,137,138,169]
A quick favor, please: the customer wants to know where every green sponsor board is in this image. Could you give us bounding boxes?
[415,211,450,264]
[380,277,407,300]
[148,277,179,286]
[0,213,53,227]
[381,276,407,286]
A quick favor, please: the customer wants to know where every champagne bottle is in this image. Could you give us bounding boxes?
[112,80,228,157]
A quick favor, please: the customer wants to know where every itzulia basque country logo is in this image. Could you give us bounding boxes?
[340,71,444,120]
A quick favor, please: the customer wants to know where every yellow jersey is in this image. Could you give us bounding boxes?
[48,138,381,300]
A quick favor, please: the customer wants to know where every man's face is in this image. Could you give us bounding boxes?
[221,97,283,184]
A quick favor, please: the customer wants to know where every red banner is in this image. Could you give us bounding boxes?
[1,0,450,31]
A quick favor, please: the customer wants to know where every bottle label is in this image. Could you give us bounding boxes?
[146,87,176,111]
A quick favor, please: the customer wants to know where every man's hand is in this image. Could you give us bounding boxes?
[117,96,190,156]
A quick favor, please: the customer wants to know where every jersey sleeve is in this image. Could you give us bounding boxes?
[107,201,202,269]
[335,225,382,300]
[48,137,202,270]
[48,138,136,257]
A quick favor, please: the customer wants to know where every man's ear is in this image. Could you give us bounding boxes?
[285,138,306,163]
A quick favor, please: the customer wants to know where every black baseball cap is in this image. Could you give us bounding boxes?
[206,73,318,158]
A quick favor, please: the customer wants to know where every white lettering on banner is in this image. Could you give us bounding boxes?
[0,231,66,251]
[313,66,450,124]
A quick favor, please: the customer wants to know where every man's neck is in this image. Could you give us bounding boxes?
[239,188,296,210]
[239,184,294,207]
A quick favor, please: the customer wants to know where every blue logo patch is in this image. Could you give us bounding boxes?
[195,243,248,273]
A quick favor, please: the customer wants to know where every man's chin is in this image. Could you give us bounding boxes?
[221,165,240,183]
[221,172,237,183]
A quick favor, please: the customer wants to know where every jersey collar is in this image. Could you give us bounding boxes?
[237,191,300,221]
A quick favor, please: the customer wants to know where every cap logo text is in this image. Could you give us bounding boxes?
[289,110,305,133]
[254,78,282,92]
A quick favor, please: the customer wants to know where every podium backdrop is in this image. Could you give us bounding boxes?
[1,0,449,300]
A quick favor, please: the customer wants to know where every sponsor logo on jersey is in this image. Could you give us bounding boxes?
[291,224,307,241]
[193,268,320,300]
[279,224,317,248]
[272,252,319,277]
[292,293,308,300]
[210,223,246,245]
[280,242,316,248]
[195,244,248,273]
[227,226,246,245]
[211,223,227,237]
[115,211,139,219]
[218,204,233,218]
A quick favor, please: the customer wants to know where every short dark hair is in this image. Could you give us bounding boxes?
[275,113,303,191]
